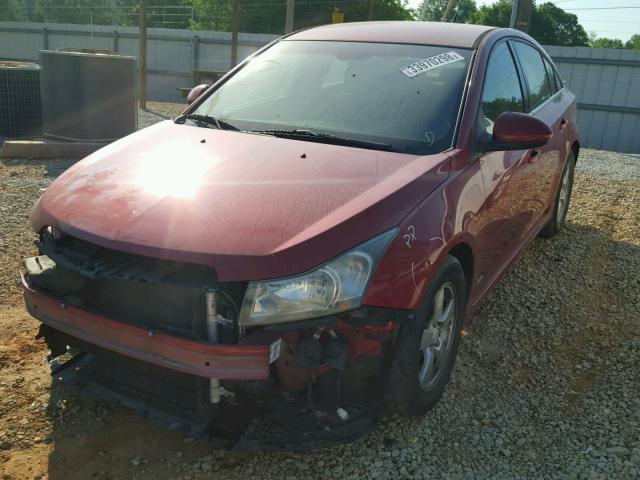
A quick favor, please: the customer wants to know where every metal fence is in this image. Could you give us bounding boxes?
[0,20,278,102]
[546,45,640,154]
[1,16,640,153]
[0,1,379,104]
[0,2,379,33]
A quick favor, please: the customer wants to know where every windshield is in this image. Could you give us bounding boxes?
[193,40,472,155]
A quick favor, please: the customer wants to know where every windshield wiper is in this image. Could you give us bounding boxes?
[250,129,400,152]
[175,114,239,131]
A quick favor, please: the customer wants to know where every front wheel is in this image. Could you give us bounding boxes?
[386,256,467,416]
[540,150,576,238]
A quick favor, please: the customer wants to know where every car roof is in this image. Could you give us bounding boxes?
[287,21,497,49]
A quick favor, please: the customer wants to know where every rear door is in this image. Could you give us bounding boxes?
[510,40,567,224]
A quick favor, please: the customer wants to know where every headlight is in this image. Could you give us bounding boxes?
[239,229,397,326]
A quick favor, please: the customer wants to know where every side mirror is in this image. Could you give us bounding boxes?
[490,111,552,151]
[187,84,209,105]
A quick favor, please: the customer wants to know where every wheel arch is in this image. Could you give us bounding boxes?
[446,242,474,298]
[571,140,580,163]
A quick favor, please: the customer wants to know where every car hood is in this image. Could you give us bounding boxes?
[32,121,450,281]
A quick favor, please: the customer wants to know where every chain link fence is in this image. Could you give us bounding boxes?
[0,1,385,33]
[0,1,409,104]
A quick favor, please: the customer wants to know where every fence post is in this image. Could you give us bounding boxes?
[368,0,374,20]
[139,0,147,109]
[113,30,119,52]
[25,0,33,21]
[231,0,239,68]
[42,27,49,50]
[510,0,521,28]
[441,0,455,21]
[192,35,200,85]
[285,0,295,34]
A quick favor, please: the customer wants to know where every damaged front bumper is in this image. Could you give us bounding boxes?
[21,257,395,449]
[23,273,274,381]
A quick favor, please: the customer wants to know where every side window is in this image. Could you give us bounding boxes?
[543,58,559,94]
[479,42,525,135]
[513,42,552,110]
[556,71,564,91]
[550,61,564,91]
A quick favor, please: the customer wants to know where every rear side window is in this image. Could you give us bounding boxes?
[544,59,564,93]
[543,58,559,93]
[542,58,558,95]
[478,42,525,135]
[512,41,552,110]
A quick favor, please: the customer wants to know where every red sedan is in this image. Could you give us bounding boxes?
[23,21,578,448]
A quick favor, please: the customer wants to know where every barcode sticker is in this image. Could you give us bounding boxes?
[402,51,465,78]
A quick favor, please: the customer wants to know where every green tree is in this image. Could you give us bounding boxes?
[0,0,25,21]
[467,0,511,28]
[626,34,640,50]
[366,0,414,21]
[0,0,414,33]
[418,0,477,23]
[194,0,414,35]
[24,0,132,25]
[468,0,589,47]
[190,0,234,31]
[530,2,588,47]
[591,37,624,49]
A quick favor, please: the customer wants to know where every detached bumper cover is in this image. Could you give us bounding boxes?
[22,276,270,380]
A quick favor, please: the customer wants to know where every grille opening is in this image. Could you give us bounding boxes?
[34,231,246,341]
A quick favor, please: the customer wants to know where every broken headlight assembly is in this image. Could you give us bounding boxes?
[239,229,397,326]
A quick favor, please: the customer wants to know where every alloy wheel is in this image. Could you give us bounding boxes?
[557,162,573,229]
[418,282,456,391]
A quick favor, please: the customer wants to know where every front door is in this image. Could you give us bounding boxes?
[473,41,540,294]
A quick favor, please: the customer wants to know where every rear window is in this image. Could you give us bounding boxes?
[193,40,473,154]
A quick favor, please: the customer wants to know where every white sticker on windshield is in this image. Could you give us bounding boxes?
[402,51,465,78]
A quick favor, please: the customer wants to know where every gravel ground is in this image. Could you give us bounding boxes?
[0,112,638,479]
[138,102,185,129]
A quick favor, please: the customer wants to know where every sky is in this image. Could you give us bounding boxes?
[405,0,640,42]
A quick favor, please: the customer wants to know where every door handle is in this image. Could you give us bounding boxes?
[559,119,568,131]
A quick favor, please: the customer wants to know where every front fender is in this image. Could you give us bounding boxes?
[363,153,485,310]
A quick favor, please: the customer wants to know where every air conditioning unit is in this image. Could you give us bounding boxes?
[40,49,137,142]
[0,61,42,139]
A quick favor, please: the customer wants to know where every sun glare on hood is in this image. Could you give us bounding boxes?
[135,143,216,198]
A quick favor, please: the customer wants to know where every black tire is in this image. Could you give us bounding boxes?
[386,256,467,416]
[540,150,576,238]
